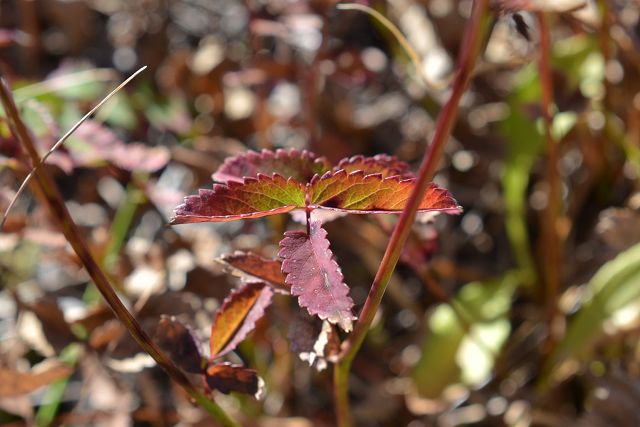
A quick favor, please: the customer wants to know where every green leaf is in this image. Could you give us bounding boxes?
[171,174,306,224]
[551,243,640,366]
[413,273,516,398]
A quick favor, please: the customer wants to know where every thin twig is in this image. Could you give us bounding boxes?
[0,66,147,231]
[0,76,240,427]
[333,1,491,426]
[337,3,450,90]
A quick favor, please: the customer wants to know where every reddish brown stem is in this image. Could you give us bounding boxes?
[536,12,562,348]
[333,2,491,426]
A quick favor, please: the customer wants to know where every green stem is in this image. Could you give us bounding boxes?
[0,76,240,427]
[333,2,491,426]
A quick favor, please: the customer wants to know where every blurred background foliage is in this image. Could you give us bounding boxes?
[1,0,639,426]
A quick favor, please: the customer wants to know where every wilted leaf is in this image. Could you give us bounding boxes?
[0,362,73,397]
[334,154,412,178]
[20,298,76,354]
[171,174,305,224]
[278,220,355,331]
[213,148,331,183]
[210,282,274,358]
[288,315,340,371]
[204,362,260,395]
[219,252,288,291]
[154,316,203,374]
[309,170,460,214]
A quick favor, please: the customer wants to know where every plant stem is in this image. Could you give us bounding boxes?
[0,76,240,427]
[333,2,491,426]
[536,12,561,349]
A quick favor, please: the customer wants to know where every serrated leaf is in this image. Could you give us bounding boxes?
[171,174,306,224]
[210,282,273,358]
[309,170,461,214]
[334,154,412,178]
[154,316,202,374]
[213,148,331,183]
[220,252,288,292]
[278,220,355,331]
[204,362,260,395]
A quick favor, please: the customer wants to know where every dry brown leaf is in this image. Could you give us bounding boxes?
[0,362,73,397]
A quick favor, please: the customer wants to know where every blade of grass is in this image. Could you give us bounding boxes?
[34,344,81,427]
[0,66,147,231]
[0,75,240,427]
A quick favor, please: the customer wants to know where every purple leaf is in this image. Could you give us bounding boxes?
[278,220,356,331]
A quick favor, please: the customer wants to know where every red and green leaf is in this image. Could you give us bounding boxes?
[278,220,355,332]
[171,174,305,224]
[171,150,460,224]
[219,252,288,292]
[204,362,260,396]
[309,170,460,214]
[213,148,331,183]
[334,154,412,178]
[210,282,273,358]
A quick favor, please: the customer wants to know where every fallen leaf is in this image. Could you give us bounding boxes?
[0,362,73,397]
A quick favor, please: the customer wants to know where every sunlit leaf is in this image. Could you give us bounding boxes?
[309,170,460,214]
[278,220,355,331]
[210,282,274,358]
[171,174,306,224]
[172,151,460,224]
[219,251,288,291]
[204,362,260,395]
[213,148,331,183]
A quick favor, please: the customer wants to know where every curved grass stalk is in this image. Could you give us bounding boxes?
[337,3,450,90]
[0,66,146,231]
[0,75,240,427]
